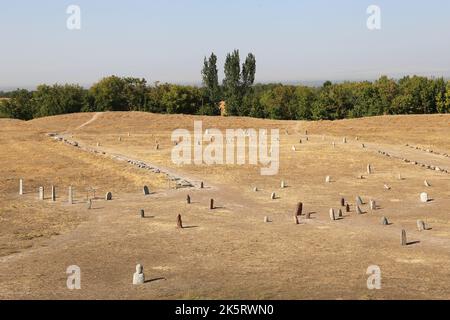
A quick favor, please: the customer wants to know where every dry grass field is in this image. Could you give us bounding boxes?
[0,112,449,299]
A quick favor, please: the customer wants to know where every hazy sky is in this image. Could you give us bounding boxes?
[1,0,450,88]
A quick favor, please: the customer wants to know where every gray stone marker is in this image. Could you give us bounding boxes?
[186,195,191,204]
[271,192,276,200]
[19,179,23,195]
[340,198,345,206]
[210,199,214,210]
[39,187,44,200]
[143,186,150,195]
[370,200,376,211]
[294,215,299,225]
[356,196,364,205]
[346,203,350,213]
[381,217,389,226]
[401,230,407,246]
[68,186,73,204]
[356,205,363,215]
[417,220,426,231]
[87,199,92,210]
[338,209,343,218]
[200,182,204,189]
[51,186,56,202]
[140,209,145,218]
[105,192,112,201]
[133,264,145,285]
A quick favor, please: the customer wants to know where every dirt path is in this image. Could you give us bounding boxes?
[74,112,103,131]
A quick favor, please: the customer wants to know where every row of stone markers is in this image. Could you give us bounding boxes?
[405,144,450,158]
[48,133,194,189]
[376,149,449,174]
[18,179,113,204]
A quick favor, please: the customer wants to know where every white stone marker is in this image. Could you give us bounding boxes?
[424,180,431,187]
[281,180,286,189]
[39,187,44,200]
[329,208,336,221]
[19,179,23,195]
[271,192,276,200]
[133,264,145,285]
[325,176,331,183]
[68,186,73,204]
[420,192,429,203]
[367,164,372,174]
[417,220,426,231]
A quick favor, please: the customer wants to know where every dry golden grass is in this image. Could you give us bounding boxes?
[0,112,449,299]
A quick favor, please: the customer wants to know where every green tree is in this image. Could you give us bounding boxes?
[436,82,450,113]
[122,77,148,111]
[32,84,88,118]
[0,89,33,120]
[374,76,398,115]
[89,76,127,111]
[223,50,242,116]
[160,85,202,114]
[294,86,315,120]
[201,53,221,106]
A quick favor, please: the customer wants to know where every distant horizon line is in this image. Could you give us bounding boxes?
[1,75,449,92]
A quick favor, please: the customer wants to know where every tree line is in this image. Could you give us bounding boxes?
[1,51,449,120]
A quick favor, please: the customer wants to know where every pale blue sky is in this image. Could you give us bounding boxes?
[1,0,449,88]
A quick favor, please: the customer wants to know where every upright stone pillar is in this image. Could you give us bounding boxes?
[68,186,73,204]
[39,187,44,200]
